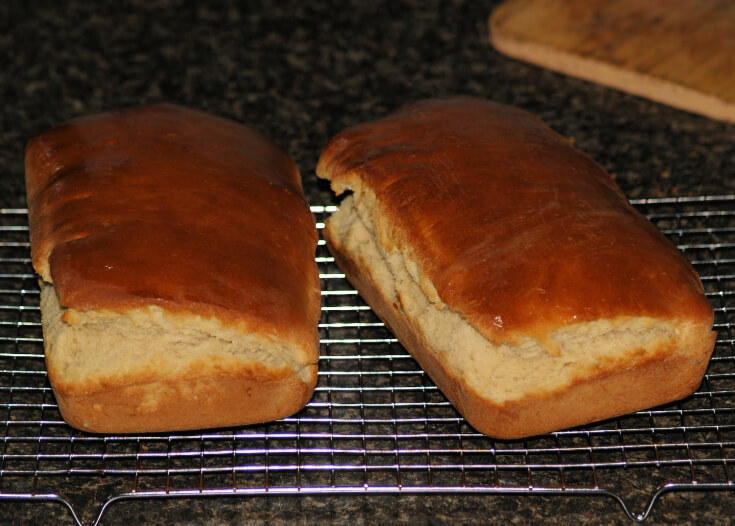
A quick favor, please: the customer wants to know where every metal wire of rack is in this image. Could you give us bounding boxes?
[0,197,733,525]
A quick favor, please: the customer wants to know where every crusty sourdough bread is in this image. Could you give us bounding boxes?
[317,96,715,439]
[25,104,320,433]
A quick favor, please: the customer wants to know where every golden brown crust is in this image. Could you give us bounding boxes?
[317,96,716,438]
[53,362,317,434]
[26,104,321,433]
[26,104,320,352]
[325,222,715,439]
[317,97,713,346]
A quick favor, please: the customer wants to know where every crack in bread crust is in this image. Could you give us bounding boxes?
[40,283,318,433]
[316,97,715,438]
[333,190,708,404]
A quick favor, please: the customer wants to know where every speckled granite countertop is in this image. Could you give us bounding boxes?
[1,1,733,524]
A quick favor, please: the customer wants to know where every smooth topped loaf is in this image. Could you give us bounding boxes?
[26,104,321,433]
[317,96,715,439]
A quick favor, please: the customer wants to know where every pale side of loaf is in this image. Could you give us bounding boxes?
[26,104,321,433]
[317,97,715,439]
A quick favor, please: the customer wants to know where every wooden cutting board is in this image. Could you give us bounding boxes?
[490,0,735,123]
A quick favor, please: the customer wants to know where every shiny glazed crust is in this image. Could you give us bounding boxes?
[317,98,713,342]
[25,104,321,349]
[317,96,716,438]
[25,104,320,433]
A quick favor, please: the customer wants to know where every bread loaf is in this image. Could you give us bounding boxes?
[317,96,715,439]
[26,104,321,433]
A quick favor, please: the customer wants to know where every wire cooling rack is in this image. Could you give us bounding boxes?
[0,197,733,525]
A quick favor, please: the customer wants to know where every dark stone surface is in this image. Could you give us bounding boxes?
[1,1,733,524]
[3,0,734,210]
[2,491,735,525]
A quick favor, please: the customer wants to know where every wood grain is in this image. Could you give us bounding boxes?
[490,0,735,123]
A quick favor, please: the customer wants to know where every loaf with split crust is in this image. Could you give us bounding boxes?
[317,97,715,439]
[26,104,321,433]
